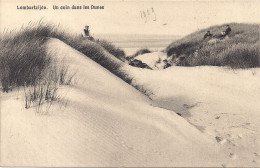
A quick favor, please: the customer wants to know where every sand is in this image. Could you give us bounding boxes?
[124,64,260,167]
[1,38,259,167]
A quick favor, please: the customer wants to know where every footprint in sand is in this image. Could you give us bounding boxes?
[120,140,134,151]
[216,136,221,142]
[121,140,126,148]
[237,134,243,139]
[221,163,226,168]
[215,136,227,145]
[227,139,237,146]
[229,153,237,160]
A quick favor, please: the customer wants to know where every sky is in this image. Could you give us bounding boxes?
[1,0,260,36]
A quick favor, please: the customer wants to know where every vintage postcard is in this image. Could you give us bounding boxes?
[0,0,259,167]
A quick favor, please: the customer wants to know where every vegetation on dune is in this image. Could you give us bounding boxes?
[0,23,77,113]
[0,30,49,92]
[0,22,133,112]
[132,48,152,58]
[23,64,74,114]
[166,23,260,68]
[1,22,257,104]
[0,22,154,105]
[97,40,126,61]
[0,22,128,92]
[126,49,152,70]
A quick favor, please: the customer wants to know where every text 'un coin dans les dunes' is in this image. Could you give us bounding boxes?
[55,5,105,10]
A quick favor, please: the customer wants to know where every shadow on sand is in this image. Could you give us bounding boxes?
[152,96,205,132]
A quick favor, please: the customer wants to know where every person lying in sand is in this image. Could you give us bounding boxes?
[218,25,232,40]
[203,31,213,40]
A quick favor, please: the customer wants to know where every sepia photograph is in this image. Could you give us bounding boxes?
[0,0,260,167]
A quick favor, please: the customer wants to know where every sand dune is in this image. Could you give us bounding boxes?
[125,64,260,167]
[0,39,235,167]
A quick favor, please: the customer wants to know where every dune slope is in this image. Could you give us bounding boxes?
[125,65,260,167]
[1,38,232,167]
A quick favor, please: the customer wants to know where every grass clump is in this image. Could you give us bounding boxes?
[23,63,73,113]
[97,40,126,61]
[0,22,75,113]
[0,31,49,92]
[166,23,260,68]
[132,48,152,58]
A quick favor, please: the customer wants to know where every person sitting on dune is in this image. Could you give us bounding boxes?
[203,31,213,40]
[82,26,90,37]
[82,26,95,41]
[225,25,231,36]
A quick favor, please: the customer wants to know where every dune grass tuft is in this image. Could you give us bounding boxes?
[97,40,126,61]
[0,30,49,92]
